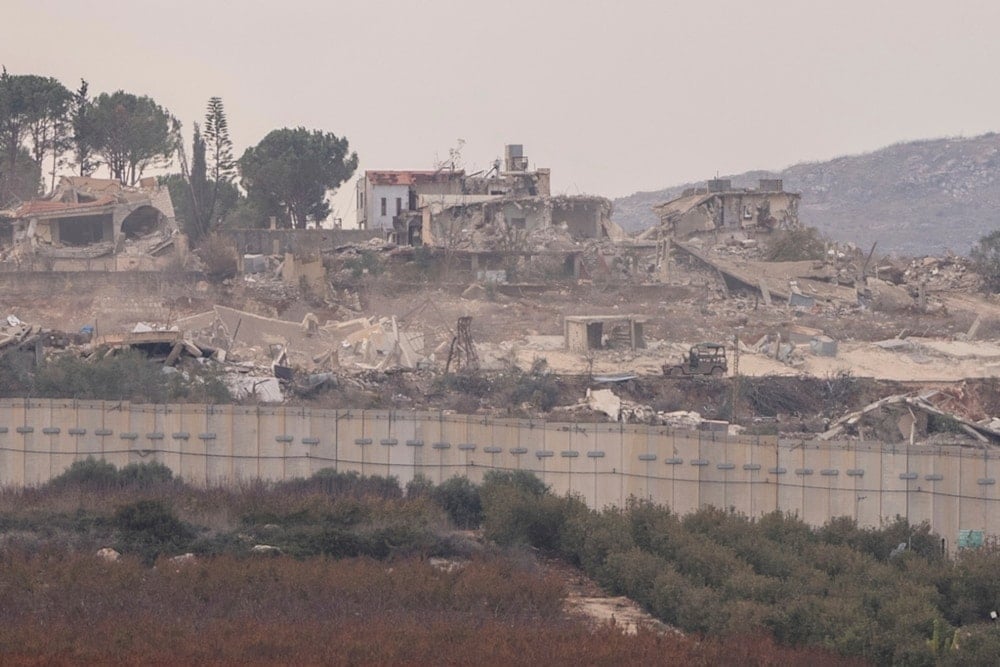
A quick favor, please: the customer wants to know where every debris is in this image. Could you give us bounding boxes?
[250,544,282,556]
[586,388,622,421]
[809,336,838,357]
[461,283,486,300]
[96,548,120,562]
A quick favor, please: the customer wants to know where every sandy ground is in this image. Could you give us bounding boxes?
[543,557,675,635]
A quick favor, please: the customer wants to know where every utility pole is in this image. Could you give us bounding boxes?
[731,333,740,424]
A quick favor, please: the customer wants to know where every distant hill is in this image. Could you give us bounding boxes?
[612,134,1000,256]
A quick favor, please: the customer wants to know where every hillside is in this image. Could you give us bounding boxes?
[613,133,1000,256]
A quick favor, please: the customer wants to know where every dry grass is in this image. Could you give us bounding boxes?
[0,550,858,665]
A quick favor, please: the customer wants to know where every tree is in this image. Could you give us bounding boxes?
[90,90,175,185]
[69,79,98,177]
[202,97,235,224]
[970,230,1000,293]
[238,127,358,229]
[183,98,237,242]
[0,69,70,204]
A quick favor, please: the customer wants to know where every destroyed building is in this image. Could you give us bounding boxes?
[355,169,465,237]
[356,144,621,246]
[0,176,178,265]
[417,193,618,247]
[648,178,800,240]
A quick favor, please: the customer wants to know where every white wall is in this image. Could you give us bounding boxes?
[368,184,410,230]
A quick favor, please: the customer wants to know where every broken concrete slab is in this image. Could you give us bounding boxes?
[586,388,621,421]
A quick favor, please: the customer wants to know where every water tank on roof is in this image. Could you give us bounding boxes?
[505,144,528,171]
[707,179,731,193]
[758,178,783,192]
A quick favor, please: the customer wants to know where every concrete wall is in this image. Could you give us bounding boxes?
[369,185,410,231]
[1,399,997,548]
[0,271,204,332]
[222,229,381,256]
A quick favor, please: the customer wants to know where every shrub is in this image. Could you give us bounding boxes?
[48,458,175,491]
[480,471,585,552]
[113,500,195,564]
[764,226,827,261]
[32,349,171,402]
[404,474,434,498]
[507,359,560,411]
[49,457,119,489]
[118,462,175,488]
[197,233,239,280]
[278,469,402,499]
[430,476,483,529]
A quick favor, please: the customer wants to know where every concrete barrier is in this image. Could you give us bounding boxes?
[0,399,996,548]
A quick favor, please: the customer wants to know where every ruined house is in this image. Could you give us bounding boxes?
[0,176,178,262]
[649,178,800,241]
[358,144,621,247]
[355,170,465,238]
[418,193,618,247]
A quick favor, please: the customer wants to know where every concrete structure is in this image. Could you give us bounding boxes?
[565,315,646,352]
[222,228,381,256]
[0,177,177,259]
[651,178,801,240]
[355,170,465,232]
[419,194,616,246]
[3,400,996,550]
[356,144,621,246]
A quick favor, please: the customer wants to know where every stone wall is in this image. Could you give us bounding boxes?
[222,229,382,256]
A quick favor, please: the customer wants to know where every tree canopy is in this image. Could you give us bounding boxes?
[0,70,71,204]
[90,90,176,185]
[238,127,358,229]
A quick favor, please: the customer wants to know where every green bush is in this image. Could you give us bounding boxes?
[48,458,175,491]
[278,468,402,499]
[430,476,482,529]
[113,500,195,564]
[507,359,560,412]
[118,461,175,488]
[49,457,120,489]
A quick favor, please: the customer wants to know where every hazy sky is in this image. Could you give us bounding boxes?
[4,0,1000,222]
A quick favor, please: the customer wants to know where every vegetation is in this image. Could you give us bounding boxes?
[239,127,358,229]
[170,97,239,244]
[0,348,231,403]
[1,69,357,233]
[195,232,239,280]
[471,473,1000,665]
[0,69,71,203]
[433,359,561,414]
[764,226,827,261]
[89,90,176,186]
[0,464,855,664]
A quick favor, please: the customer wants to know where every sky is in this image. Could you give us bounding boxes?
[4,0,1000,225]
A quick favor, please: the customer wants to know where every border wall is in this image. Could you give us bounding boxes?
[1,400,997,546]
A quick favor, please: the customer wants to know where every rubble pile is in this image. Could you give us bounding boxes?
[820,389,1000,444]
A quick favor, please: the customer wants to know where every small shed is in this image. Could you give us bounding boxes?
[564,315,646,352]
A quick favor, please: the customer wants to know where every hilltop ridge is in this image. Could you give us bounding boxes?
[613,133,1000,256]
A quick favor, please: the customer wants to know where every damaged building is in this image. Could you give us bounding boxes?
[417,193,618,247]
[0,176,178,265]
[648,178,800,241]
[356,144,621,246]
